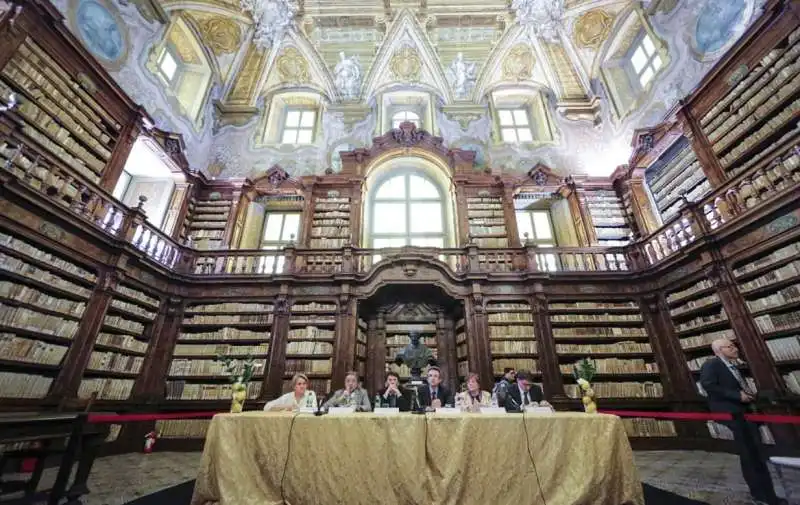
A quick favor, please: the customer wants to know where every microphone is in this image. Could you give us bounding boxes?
[314,394,327,416]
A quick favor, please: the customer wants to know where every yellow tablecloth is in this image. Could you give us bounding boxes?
[191,412,644,505]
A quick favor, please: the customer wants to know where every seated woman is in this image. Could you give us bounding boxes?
[263,373,317,411]
[455,372,492,412]
[322,371,371,411]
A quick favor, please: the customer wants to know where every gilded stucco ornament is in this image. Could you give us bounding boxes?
[511,0,565,44]
[390,46,422,82]
[276,47,309,83]
[240,0,297,50]
[502,44,535,81]
[198,16,241,55]
[573,9,614,49]
[170,28,201,63]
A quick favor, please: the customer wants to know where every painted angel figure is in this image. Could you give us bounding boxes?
[447,53,477,99]
[334,52,361,100]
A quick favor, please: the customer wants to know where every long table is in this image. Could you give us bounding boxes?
[191,412,644,505]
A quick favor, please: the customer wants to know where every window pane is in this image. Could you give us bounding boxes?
[285,110,301,127]
[373,237,407,248]
[300,111,315,128]
[296,129,313,144]
[282,129,297,144]
[631,48,648,73]
[409,175,439,199]
[642,35,656,55]
[160,51,178,81]
[498,110,514,126]
[516,127,533,142]
[651,54,663,72]
[374,203,406,233]
[532,212,552,240]
[263,214,284,241]
[281,214,300,241]
[375,176,406,199]
[405,111,419,121]
[392,120,403,129]
[512,109,529,126]
[410,203,442,233]
[516,211,534,241]
[639,67,655,87]
[501,128,518,142]
[410,237,443,247]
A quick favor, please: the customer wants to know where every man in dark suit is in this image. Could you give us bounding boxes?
[700,339,785,505]
[502,371,544,411]
[420,366,453,409]
[377,371,411,411]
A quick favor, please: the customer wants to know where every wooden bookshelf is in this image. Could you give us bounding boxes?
[355,318,367,378]
[699,26,800,177]
[487,301,537,379]
[282,302,336,394]
[0,230,96,400]
[309,194,350,249]
[582,190,631,246]
[455,317,467,380]
[732,238,800,395]
[645,138,710,222]
[167,301,272,402]
[466,195,508,247]
[186,197,231,250]
[0,40,121,185]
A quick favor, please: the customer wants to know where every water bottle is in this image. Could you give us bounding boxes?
[491,392,498,408]
[374,394,382,410]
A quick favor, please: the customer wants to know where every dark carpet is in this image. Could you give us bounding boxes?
[123,480,709,504]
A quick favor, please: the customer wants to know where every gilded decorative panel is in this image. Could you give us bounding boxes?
[574,9,614,49]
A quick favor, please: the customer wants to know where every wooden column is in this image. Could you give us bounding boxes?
[134,297,184,402]
[47,269,115,399]
[332,291,357,386]
[453,180,470,246]
[366,316,385,395]
[531,292,563,399]
[98,114,140,192]
[501,184,521,247]
[222,189,243,246]
[350,182,364,247]
[168,182,193,241]
[465,291,492,388]
[0,6,27,71]
[262,296,290,399]
[561,184,593,246]
[677,107,726,188]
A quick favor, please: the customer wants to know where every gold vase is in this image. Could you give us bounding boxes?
[230,382,247,413]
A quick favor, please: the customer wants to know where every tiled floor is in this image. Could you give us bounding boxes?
[23,450,800,505]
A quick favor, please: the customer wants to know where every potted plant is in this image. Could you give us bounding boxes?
[573,358,598,414]
[217,355,260,413]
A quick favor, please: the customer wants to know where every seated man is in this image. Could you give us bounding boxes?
[501,371,543,411]
[377,371,410,411]
[323,371,371,411]
[492,367,516,396]
[420,366,453,410]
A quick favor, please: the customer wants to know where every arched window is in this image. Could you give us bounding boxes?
[370,172,446,248]
[391,110,420,129]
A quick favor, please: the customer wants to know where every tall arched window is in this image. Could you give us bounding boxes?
[370,172,445,248]
[391,111,420,129]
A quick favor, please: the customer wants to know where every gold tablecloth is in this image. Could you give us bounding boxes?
[191,412,644,505]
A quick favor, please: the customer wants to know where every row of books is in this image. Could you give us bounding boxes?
[286,341,333,354]
[86,351,143,374]
[285,359,331,374]
[0,252,91,298]
[490,341,538,353]
[564,382,663,399]
[549,302,637,310]
[550,313,642,323]
[753,310,800,334]
[78,378,133,400]
[0,334,66,365]
[679,329,736,350]
[739,260,800,293]
[746,284,800,313]
[155,419,210,439]
[386,335,435,346]
[178,329,267,341]
[187,303,273,314]
[290,316,336,325]
[552,327,647,338]
[488,303,530,311]
[293,303,337,313]
[0,233,95,281]
[96,333,148,354]
[288,327,335,340]
[0,281,85,317]
[674,310,727,333]
[785,371,800,394]
[104,315,144,335]
[491,358,538,374]
[733,242,800,277]
[0,304,79,338]
[169,359,267,377]
[766,335,800,362]
[114,285,158,311]
[622,418,677,438]
[670,294,720,316]
[555,341,652,353]
[558,358,658,374]
[111,299,156,319]
[184,314,274,325]
[165,381,262,401]
[489,326,535,339]
[0,371,52,398]
[488,313,533,323]
[173,343,269,356]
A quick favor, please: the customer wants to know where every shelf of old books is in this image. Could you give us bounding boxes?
[582,190,631,246]
[385,322,438,382]
[466,195,508,247]
[78,283,162,401]
[699,26,800,176]
[187,197,231,250]
[155,419,211,441]
[355,318,367,378]
[0,230,96,400]
[0,40,122,185]
[455,317,468,379]
[731,237,800,395]
[166,301,273,402]
[486,301,537,380]
[550,299,662,402]
[282,302,336,395]
[645,138,710,222]
[308,194,351,249]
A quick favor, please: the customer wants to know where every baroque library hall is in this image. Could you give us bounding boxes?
[1,0,800,504]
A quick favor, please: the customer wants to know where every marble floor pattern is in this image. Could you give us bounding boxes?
[21,450,800,504]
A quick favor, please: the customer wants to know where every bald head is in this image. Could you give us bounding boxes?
[711,339,738,360]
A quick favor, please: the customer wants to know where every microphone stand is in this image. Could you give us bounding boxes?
[314,394,327,416]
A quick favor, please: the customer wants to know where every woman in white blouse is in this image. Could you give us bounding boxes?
[263,373,318,411]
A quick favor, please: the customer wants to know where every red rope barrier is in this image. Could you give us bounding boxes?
[86,410,800,424]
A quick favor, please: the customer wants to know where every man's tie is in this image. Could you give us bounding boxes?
[523,392,530,406]
[728,363,754,394]
[432,390,437,400]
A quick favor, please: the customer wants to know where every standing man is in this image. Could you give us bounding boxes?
[493,367,516,396]
[420,366,453,410]
[700,339,785,505]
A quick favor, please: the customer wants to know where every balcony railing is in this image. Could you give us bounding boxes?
[2,131,799,278]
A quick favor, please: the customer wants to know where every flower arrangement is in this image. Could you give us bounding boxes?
[573,358,598,414]
[217,355,260,413]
